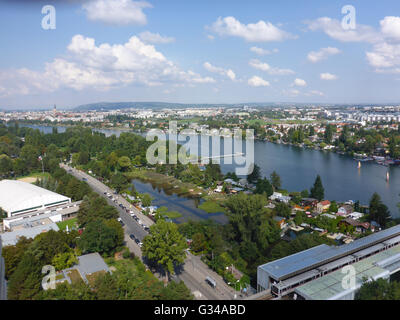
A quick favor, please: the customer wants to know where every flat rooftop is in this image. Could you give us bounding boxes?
[259,224,400,281]
[0,223,60,246]
[294,244,400,300]
[0,180,71,215]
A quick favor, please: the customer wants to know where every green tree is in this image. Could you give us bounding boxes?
[79,220,120,255]
[142,220,187,283]
[118,156,132,172]
[369,192,391,228]
[254,178,273,197]
[310,175,324,201]
[274,202,291,219]
[270,171,281,190]
[329,201,338,213]
[355,278,400,300]
[110,172,130,193]
[141,193,153,208]
[78,193,119,227]
[1,237,33,279]
[247,163,261,184]
[52,251,78,271]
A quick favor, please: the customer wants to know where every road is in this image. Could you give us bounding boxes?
[61,163,238,300]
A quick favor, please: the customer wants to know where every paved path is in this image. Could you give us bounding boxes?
[61,163,237,300]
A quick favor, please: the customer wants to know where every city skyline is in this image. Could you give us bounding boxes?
[2,0,400,108]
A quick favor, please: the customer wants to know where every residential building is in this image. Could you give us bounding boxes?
[317,200,331,213]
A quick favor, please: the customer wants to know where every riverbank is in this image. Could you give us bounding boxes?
[125,169,207,198]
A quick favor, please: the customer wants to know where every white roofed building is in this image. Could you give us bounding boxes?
[0,180,71,218]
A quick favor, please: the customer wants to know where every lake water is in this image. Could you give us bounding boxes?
[20,124,400,218]
[132,179,228,224]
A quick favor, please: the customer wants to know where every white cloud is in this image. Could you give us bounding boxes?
[365,16,400,73]
[0,34,215,96]
[208,16,295,42]
[380,16,400,41]
[308,90,324,96]
[307,47,341,63]
[282,88,301,97]
[203,62,236,80]
[250,46,278,55]
[249,59,294,75]
[320,72,338,80]
[305,17,381,43]
[82,0,152,26]
[139,31,175,44]
[293,78,307,87]
[248,76,270,87]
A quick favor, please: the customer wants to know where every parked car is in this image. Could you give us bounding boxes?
[129,234,136,240]
[117,218,125,227]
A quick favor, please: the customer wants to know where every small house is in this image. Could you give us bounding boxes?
[337,205,353,217]
[273,216,286,230]
[317,200,331,213]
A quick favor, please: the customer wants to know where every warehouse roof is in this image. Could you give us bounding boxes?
[0,180,70,215]
[0,223,60,246]
[259,224,400,281]
[294,244,400,300]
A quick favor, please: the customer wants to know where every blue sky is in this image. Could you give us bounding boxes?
[1,0,400,109]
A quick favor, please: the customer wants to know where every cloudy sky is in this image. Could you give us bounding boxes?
[1,0,400,109]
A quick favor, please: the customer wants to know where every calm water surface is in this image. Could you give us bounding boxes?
[22,124,400,219]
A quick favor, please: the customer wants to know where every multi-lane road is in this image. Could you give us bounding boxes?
[61,163,239,300]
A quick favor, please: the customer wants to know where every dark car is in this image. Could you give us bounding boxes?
[134,238,140,244]
[129,234,136,240]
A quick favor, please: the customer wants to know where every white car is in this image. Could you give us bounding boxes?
[138,242,143,248]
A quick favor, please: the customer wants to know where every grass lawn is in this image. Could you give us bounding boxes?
[86,270,106,286]
[17,172,51,183]
[198,200,226,214]
[125,169,206,197]
[55,273,65,280]
[66,269,83,285]
[57,218,78,231]
[156,206,183,219]
[106,256,139,275]
[163,211,182,219]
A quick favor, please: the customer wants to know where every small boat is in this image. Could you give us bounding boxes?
[386,171,390,182]
[357,161,361,169]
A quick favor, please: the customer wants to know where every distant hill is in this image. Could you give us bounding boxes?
[72,101,286,111]
[74,101,230,111]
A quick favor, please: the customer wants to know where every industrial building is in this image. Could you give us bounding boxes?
[257,224,400,299]
[0,223,60,247]
[2,200,81,231]
[0,180,71,218]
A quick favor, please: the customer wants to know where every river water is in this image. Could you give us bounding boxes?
[19,124,400,219]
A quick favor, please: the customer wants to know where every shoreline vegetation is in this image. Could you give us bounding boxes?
[13,121,394,164]
[125,169,207,198]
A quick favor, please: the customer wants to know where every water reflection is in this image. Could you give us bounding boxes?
[132,179,228,225]
[19,123,400,218]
